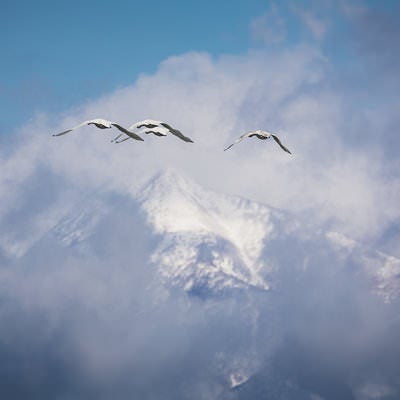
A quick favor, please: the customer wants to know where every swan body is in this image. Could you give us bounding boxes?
[224,129,291,153]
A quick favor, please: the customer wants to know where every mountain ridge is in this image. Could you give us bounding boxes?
[4,168,399,301]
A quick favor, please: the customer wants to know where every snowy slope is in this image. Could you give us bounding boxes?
[8,168,399,301]
[137,169,275,293]
[137,169,400,300]
[2,168,400,399]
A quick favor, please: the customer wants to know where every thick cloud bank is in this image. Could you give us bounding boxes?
[1,19,400,399]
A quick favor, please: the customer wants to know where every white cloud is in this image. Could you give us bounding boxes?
[294,7,329,41]
[1,6,400,397]
[1,44,399,252]
[250,4,287,46]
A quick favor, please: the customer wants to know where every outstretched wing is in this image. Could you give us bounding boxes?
[111,124,144,141]
[110,133,124,143]
[160,123,194,143]
[114,136,131,144]
[223,132,253,151]
[52,120,89,136]
[271,134,292,154]
[129,120,161,130]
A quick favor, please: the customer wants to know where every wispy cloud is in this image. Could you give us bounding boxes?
[1,3,400,397]
[292,5,329,41]
[250,3,287,46]
[1,44,399,251]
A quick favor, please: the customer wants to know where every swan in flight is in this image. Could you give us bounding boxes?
[224,130,292,153]
[111,119,194,143]
[52,118,144,141]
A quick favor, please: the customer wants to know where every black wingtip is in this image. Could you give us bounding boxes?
[131,135,144,141]
[180,136,194,143]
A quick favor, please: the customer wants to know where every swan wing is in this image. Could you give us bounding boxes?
[52,120,90,136]
[223,131,253,151]
[112,124,144,141]
[271,134,292,154]
[128,119,161,130]
[160,122,194,143]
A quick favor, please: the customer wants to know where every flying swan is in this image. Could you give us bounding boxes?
[111,119,194,143]
[224,130,292,153]
[52,118,144,141]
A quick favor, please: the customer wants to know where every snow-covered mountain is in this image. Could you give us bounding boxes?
[138,169,275,293]
[11,168,400,302]
[2,168,400,399]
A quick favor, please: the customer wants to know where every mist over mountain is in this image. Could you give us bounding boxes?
[2,7,400,394]
[1,167,399,399]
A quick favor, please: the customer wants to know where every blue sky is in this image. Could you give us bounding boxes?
[2,0,399,134]
[1,0,385,133]
[1,0,399,254]
[1,2,400,398]
[1,0,267,132]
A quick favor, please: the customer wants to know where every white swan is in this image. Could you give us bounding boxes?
[52,118,144,141]
[111,119,194,143]
[224,130,291,153]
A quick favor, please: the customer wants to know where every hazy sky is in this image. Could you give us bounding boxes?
[1,0,398,132]
[1,0,400,248]
[1,1,400,399]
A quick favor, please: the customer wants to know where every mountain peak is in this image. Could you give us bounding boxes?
[138,167,200,202]
[20,166,399,300]
[137,168,274,292]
